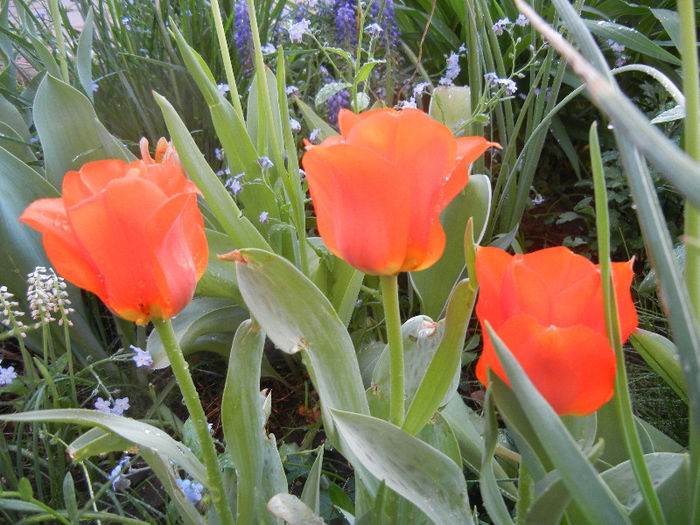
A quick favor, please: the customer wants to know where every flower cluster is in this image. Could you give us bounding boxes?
[94,396,130,416]
[484,72,517,96]
[1,286,26,338]
[608,39,628,67]
[177,478,204,504]
[26,267,74,327]
[333,0,356,42]
[327,88,351,126]
[233,0,253,67]
[224,173,244,196]
[493,14,529,36]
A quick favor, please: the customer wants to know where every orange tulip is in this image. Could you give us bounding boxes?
[475,246,638,416]
[19,139,208,326]
[301,108,499,275]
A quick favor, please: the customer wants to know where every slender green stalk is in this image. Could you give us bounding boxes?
[210,0,246,122]
[590,122,666,525]
[380,275,404,426]
[246,0,308,274]
[678,1,700,522]
[152,319,235,525]
[48,0,69,83]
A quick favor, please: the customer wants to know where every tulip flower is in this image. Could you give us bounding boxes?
[19,138,208,326]
[475,246,638,416]
[301,107,499,275]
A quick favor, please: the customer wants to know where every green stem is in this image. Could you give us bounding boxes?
[48,0,70,83]
[678,1,700,522]
[590,122,666,525]
[210,0,246,122]
[152,319,235,525]
[380,275,404,426]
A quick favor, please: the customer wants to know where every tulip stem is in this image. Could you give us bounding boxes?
[380,275,405,426]
[152,319,235,525]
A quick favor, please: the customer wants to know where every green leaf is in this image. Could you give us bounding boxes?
[196,229,244,304]
[247,68,283,156]
[0,121,36,163]
[0,145,109,365]
[314,82,351,110]
[480,391,515,525]
[0,94,31,140]
[18,477,33,500]
[146,297,248,369]
[403,279,475,435]
[62,472,78,522]
[300,446,324,515]
[411,174,491,319]
[294,97,337,139]
[234,249,369,430]
[583,20,681,66]
[429,85,471,133]
[330,409,474,525]
[27,33,61,77]
[630,329,688,404]
[485,324,632,524]
[267,493,326,525]
[356,60,385,83]
[76,8,95,101]
[67,427,134,460]
[154,92,271,251]
[139,448,207,525]
[33,75,132,188]
[221,320,280,525]
[602,453,689,524]
[0,409,207,484]
[649,9,682,51]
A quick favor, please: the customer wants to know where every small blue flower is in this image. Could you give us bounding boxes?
[366,23,383,38]
[492,18,511,36]
[177,478,204,504]
[289,118,301,133]
[0,364,17,386]
[215,148,224,161]
[109,456,131,491]
[261,43,276,54]
[413,82,430,97]
[288,19,311,43]
[111,397,130,416]
[258,211,269,224]
[615,55,628,67]
[515,14,529,27]
[224,176,243,196]
[258,157,274,170]
[286,85,300,96]
[607,39,626,54]
[130,345,153,368]
[309,128,322,143]
[94,397,111,413]
[217,83,230,95]
[484,72,500,88]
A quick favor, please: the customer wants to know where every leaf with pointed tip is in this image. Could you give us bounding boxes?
[33,75,132,189]
[330,409,473,525]
[0,409,206,484]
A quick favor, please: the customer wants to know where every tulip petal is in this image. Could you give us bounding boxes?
[302,143,411,275]
[146,192,207,318]
[67,177,169,324]
[62,159,131,207]
[345,109,457,269]
[477,315,616,416]
[612,260,638,341]
[440,137,500,208]
[143,161,199,198]
[18,198,104,295]
[337,107,395,136]
[474,247,513,330]
[501,254,553,325]
[402,219,445,272]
